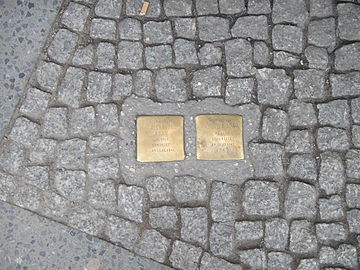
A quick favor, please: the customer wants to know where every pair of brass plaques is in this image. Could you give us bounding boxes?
[137,115,244,162]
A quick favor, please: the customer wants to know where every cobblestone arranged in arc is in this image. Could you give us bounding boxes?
[1,0,360,269]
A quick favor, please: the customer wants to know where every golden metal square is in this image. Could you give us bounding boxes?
[137,116,185,162]
[196,115,244,160]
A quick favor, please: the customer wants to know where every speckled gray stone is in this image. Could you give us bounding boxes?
[253,41,270,66]
[285,130,314,154]
[305,46,329,70]
[106,215,140,250]
[23,166,49,190]
[219,0,245,14]
[149,206,178,233]
[347,209,360,233]
[112,73,132,101]
[196,0,218,15]
[351,98,360,124]
[201,253,242,270]
[35,61,62,92]
[0,172,17,200]
[338,3,360,41]
[87,71,112,103]
[199,43,222,66]
[29,138,56,164]
[89,180,117,209]
[54,170,86,201]
[274,51,300,67]
[289,220,317,254]
[268,252,293,270]
[209,222,234,258]
[297,258,320,270]
[352,125,360,147]
[330,72,360,97]
[62,2,90,32]
[144,21,173,44]
[95,0,122,19]
[69,106,96,136]
[319,152,346,195]
[239,249,267,269]
[335,43,360,71]
[262,108,289,143]
[316,223,347,243]
[174,18,196,39]
[118,185,145,223]
[319,195,344,221]
[319,244,358,269]
[174,39,199,65]
[97,103,119,132]
[210,181,238,222]
[134,70,152,98]
[288,99,317,127]
[308,18,336,51]
[173,176,207,204]
[346,150,360,179]
[265,218,289,250]
[126,0,161,17]
[145,176,172,203]
[145,45,173,69]
[117,41,143,69]
[72,45,94,66]
[231,16,268,40]
[155,68,187,102]
[13,184,42,211]
[272,0,308,27]
[57,139,86,170]
[310,0,333,17]
[48,29,78,63]
[164,0,192,16]
[181,207,208,248]
[170,241,202,270]
[198,16,230,41]
[287,154,317,183]
[295,69,326,100]
[20,88,51,118]
[68,205,106,235]
[88,133,118,157]
[192,66,222,97]
[225,39,254,77]
[318,100,350,128]
[9,117,39,147]
[225,78,254,105]
[346,184,360,208]
[119,18,142,40]
[90,18,116,40]
[57,67,85,108]
[96,42,115,69]
[42,107,67,139]
[235,221,263,243]
[272,25,303,53]
[0,141,25,175]
[247,0,271,14]
[317,127,350,151]
[88,156,119,180]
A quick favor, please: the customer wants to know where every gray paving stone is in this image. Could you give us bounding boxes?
[106,215,140,250]
[40,191,70,219]
[274,51,300,67]
[272,25,303,54]
[170,241,202,270]
[48,29,78,63]
[351,98,360,124]
[144,21,173,44]
[174,176,207,204]
[200,252,242,270]
[145,45,173,69]
[346,184,360,208]
[235,221,263,243]
[225,39,253,77]
[198,16,230,41]
[305,46,329,70]
[42,107,68,139]
[35,61,62,92]
[209,222,234,258]
[125,0,161,17]
[117,41,143,69]
[90,18,116,40]
[68,206,106,235]
[181,207,208,248]
[13,184,42,211]
[318,100,350,128]
[9,117,39,147]
[249,143,284,178]
[288,100,317,127]
[196,0,218,15]
[294,69,326,100]
[96,104,119,132]
[316,223,347,243]
[20,88,51,119]
[72,45,94,66]
[347,209,360,233]
[174,18,196,39]
[23,166,49,190]
[0,141,25,175]
[335,43,360,71]
[199,43,222,66]
[338,3,360,41]
[256,68,291,106]
[253,41,270,66]
[96,42,115,69]
[331,72,360,97]
[238,249,267,270]
[155,68,187,102]
[174,39,199,65]
[285,181,317,219]
[210,182,238,222]
[149,206,178,233]
[289,220,317,254]
[285,130,313,153]
[352,125,360,147]
[87,71,112,103]
[272,0,308,27]
[57,67,85,108]
[319,246,337,265]
[192,66,222,98]
[243,180,280,216]
[287,154,317,183]
[308,18,336,51]
[164,0,192,16]
[219,0,245,14]
[54,170,86,201]
[262,108,289,143]
[247,0,271,14]
[319,244,358,269]
[319,152,346,195]
[62,2,90,32]
[268,252,293,270]
[88,156,119,181]
[135,229,171,263]
[310,0,333,17]
[89,180,117,209]
[88,133,118,157]
[112,73,132,101]
[225,78,254,105]
[29,138,57,164]
[145,176,172,203]
[319,195,344,221]
[69,106,96,136]
[297,258,320,270]
[134,70,152,98]
[264,218,289,250]
[119,18,141,41]
[95,0,122,19]
[118,185,145,223]
[57,139,86,170]
[317,127,350,151]
[232,16,268,40]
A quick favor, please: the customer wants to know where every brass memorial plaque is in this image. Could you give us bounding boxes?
[196,115,244,160]
[137,116,185,162]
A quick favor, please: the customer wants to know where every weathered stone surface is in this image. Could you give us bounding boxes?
[209,223,234,258]
[42,108,67,139]
[319,244,358,269]
[96,104,119,132]
[13,185,42,211]
[95,0,122,19]
[41,191,69,219]
[262,108,289,143]
[196,0,218,15]
[272,25,303,53]
[192,67,222,97]
[149,206,178,233]
[118,185,145,223]
[117,41,143,69]
[225,39,253,77]
[119,18,141,40]
[112,73,132,101]
[155,68,187,102]
[169,241,202,270]
[72,45,93,66]
[253,42,270,66]
[23,166,49,190]
[87,72,112,103]
[318,100,350,128]
[310,0,333,17]
[88,156,118,181]
[352,125,360,147]
[319,195,344,221]
[268,252,293,270]
[265,218,289,250]
[294,69,326,100]
[338,3,360,41]
[48,29,78,63]
[174,39,198,65]
[35,62,62,92]
[144,21,173,44]
[54,170,86,201]
[135,229,170,263]
[164,0,192,16]
[346,150,360,179]
[225,78,254,105]
[308,18,336,51]
[200,252,242,270]
[285,130,314,154]
[256,68,291,106]
[29,139,56,164]
[199,43,222,66]
[90,18,116,40]
[89,180,116,209]
[62,2,89,31]
[352,98,360,124]
[289,220,317,254]
[20,88,51,119]
[96,42,115,69]
[69,107,96,136]
[272,0,308,27]
[174,18,196,39]
[88,134,118,157]
[68,206,106,235]
[106,215,140,250]
[319,152,346,195]
[58,67,85,108]
[316,223,347,243]
[239,249,267,269]
[145,45,172,69]
[145,176,172,203]
[126,0,161,17]
[9,117,39,147]
[335,43,360,71]
[210,181,238,222]
[219,0,245,14]
[243,180,280,216]
[347,209,360,233]
[331,72,360,97]
[57,139,86,169]
[305,46,328,70]
[134,70,152,98]
[317,127,350,151]
[235,221,263,243]
[288,100,317,127]
[296,258,319,270]
[231,16,268,40]
[249,143,284,178]
[181,207,208,248]
[0,141,25,175]
[274,51,300,67]
[287,154,317,183]
[247,0,271,14]
[346,184,360,208]
[198,16,230,41]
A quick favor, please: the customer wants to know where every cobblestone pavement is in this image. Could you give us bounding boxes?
[1,0,360,269]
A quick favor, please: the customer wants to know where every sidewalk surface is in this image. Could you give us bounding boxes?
[1,0,360,269]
